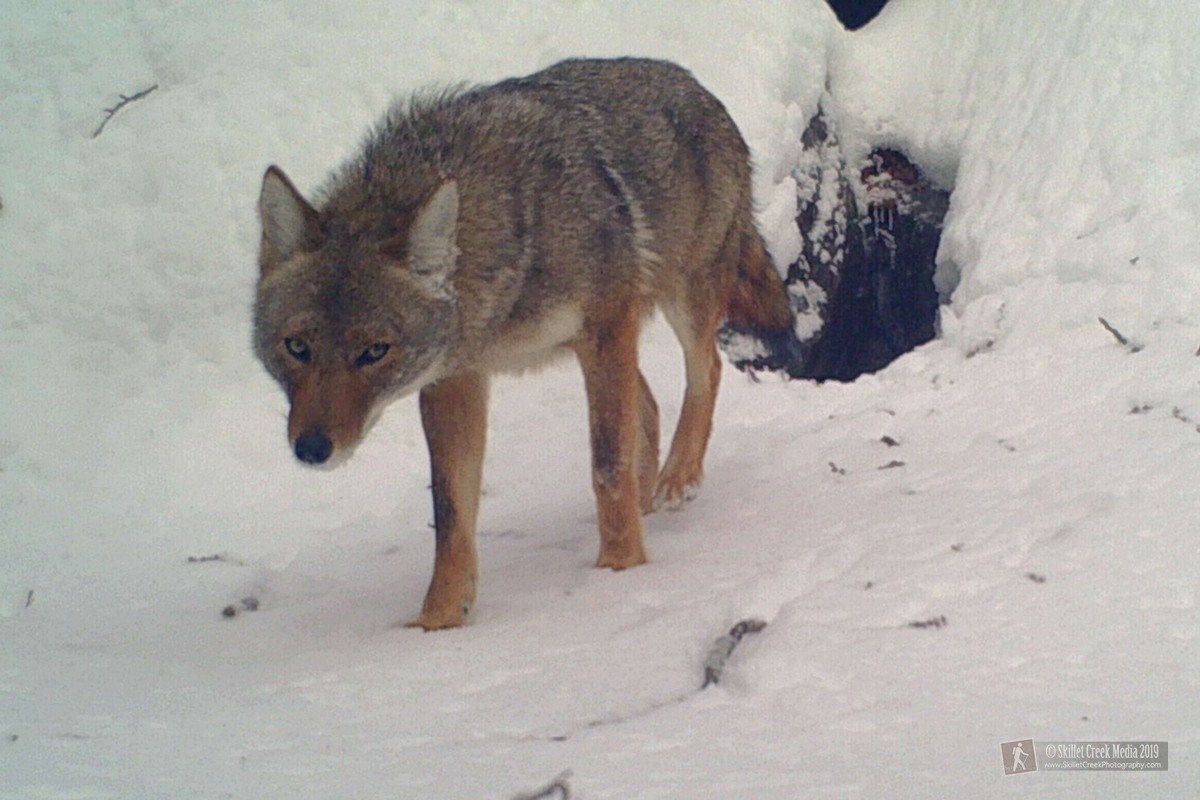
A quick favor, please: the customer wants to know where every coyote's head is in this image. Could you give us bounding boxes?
[254,166,460,466]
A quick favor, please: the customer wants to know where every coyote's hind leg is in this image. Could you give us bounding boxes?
[575,304,648,570]
[637,370,660,515]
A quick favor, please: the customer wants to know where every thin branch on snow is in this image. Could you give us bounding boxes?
[702,618,768,688]
[508,770,572,800]
[1098,317,1128,346]
[92,84,159,138]
[1098,317,1142,353]
[548,617,773,740]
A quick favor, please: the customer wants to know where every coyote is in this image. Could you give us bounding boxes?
[254,58,793,629]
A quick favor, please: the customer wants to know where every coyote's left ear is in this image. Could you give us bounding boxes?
[259,165,322,272]
[408,180,460,286]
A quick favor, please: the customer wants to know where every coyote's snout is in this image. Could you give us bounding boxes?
[254,58,793,629]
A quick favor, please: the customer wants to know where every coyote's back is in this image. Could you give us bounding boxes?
[254,58,792,629]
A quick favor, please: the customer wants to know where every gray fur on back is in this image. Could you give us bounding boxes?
[308,58,753,361]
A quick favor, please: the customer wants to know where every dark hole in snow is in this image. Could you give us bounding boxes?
[722,107,949,383]
[825,0,890,31]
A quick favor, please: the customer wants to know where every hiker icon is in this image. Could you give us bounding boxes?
[1010,741,1030,771]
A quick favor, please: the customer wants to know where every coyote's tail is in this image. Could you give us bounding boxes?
[722,227,799,373]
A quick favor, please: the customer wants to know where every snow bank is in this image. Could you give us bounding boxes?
[830,0,1200,348]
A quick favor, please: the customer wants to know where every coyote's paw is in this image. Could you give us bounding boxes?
[595,541,647,571]
[402,599,471,631]
[653,476,702,512]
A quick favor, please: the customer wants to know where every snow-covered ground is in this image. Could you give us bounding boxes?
[3,1,1197,797]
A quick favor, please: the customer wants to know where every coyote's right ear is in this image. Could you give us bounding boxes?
[259,166,322,271]
[408,180,460,287]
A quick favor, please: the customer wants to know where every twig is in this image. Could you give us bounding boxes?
[1098,317,1128,346]
[702,618,768,688]
[92,84,159,138]
[187,553,244,566]
[25,590,33,608]
[509,770,572,800]
[545,618,770,741]
[1098,317,1142,352]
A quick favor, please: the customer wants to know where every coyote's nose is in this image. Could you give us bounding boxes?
[294,432,333,464]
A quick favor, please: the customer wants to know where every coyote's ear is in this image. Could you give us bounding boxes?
[259,166,322,269]
[408,180,460,285]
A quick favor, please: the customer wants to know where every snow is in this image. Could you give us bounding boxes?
[829,0,1200,328]
[2,0,1197,797]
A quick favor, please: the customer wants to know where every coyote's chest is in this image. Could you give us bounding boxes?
[476,303,584,375]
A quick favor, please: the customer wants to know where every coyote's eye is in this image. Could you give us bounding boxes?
[355,342,390,368]
[284,337,311,363]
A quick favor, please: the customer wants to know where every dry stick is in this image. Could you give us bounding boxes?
[1098,316,1143,352]
[509,770,572,800]
[1098,317,1129,347]
[702,618,768,688]
[542,619,771,742]
[92,84,159,138]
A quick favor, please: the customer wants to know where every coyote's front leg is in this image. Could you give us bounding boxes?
[406,372,489,630]
[575,305,648,570]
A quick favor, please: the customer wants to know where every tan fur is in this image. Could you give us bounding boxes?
[572,300,648,569]
[285,363,372,458]
[253,58,794,629]
[636,371,661,515]
[407,372,487,630]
